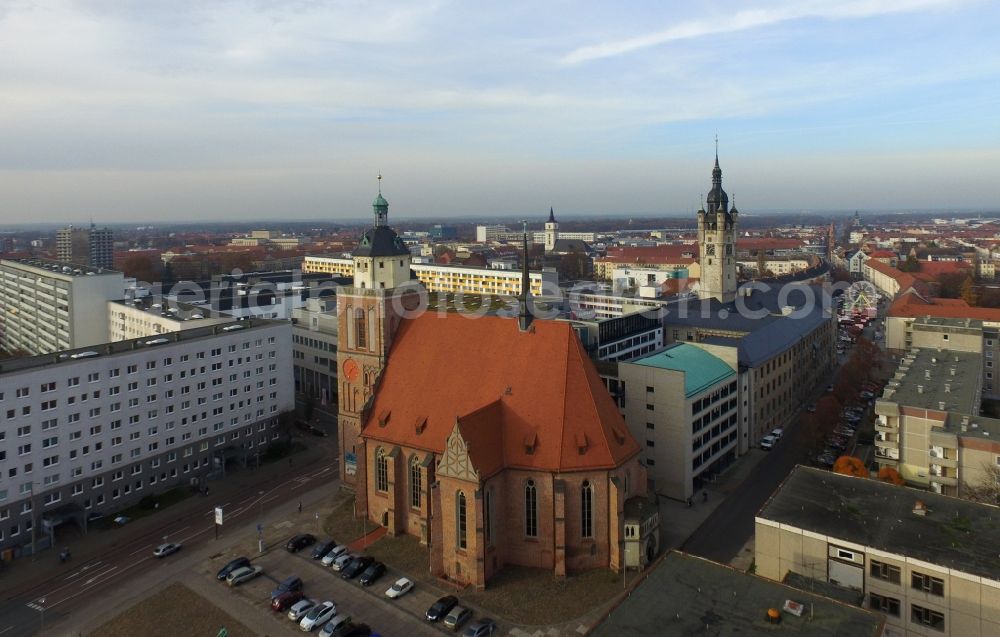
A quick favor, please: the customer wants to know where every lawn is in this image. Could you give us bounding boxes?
[325,494,624,626]
[91,582,256,637]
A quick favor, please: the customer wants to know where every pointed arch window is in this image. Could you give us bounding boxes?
[375,447,387,492]
[409,455,421,508]
[524,479,538,538]
[484,488,494,546]
[355,308,367,349]
[456,491,467,550]
[581,480,594,538]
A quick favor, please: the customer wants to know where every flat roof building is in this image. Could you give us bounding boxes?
[756,466,1000,637]
[0,258,125,356]
[619,343,739,499]
[0,320,294,555]
[591,551,884,637]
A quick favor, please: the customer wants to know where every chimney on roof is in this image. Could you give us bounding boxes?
[918,385,924,393]
[938,401,946,410]
[913,500,928,516]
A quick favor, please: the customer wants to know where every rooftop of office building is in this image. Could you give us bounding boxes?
[0,257,120,277]
[0,319,284,377]
[878,347,981,415]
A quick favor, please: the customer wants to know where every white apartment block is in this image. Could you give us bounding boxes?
[302,255,558,297]
[108,298,235,342]
[0,320,294,553]
[0,259,125,356]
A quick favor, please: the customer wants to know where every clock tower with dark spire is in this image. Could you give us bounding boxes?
[697,141,738,303]
[336,175,413,487]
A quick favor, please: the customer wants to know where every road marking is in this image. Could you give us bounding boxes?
[0,625,13,635]
[26,602,44,612]
[128,544,151,557]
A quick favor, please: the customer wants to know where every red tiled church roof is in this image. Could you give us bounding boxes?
[363,314,640,476]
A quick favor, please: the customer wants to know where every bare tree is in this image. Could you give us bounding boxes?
[963,461,1000,505]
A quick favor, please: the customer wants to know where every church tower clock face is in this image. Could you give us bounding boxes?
[705,244,716,256]
[343,358,360,383]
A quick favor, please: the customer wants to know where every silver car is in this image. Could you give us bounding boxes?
[288,599,317,622]
[321,544,349,567]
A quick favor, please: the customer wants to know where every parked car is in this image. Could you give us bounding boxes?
[463,618,498,637]
[385,577,414,599]
[288,599,318,622]
[759,434,777,451]
[300,601,337,631]
[216,556,251,580]
[826,384,834,392]
[271,575,304,600]
[319,614,352,637]
[331,553,356,572]
[770,428,784,440]
[153,542,182,558]
[312,539,338,560]
[227,565,264,586]
[322,545,350,567]
[272,590,306,612]
[286,534,317,553]
[806,404,817,413]
[444,606,473,631]
[341,556,375,580]
[358,561,386,586]
[426,596,459,622]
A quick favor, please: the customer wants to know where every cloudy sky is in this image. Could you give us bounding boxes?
[0,0,998,223]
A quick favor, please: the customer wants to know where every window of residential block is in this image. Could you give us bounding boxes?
[911,605,944,631]
[911,571,944,596]
[870,560,901,584]
[869,593,900,617]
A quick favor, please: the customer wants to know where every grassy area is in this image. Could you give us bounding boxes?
[366,534,431,582]
[91,582,255,637]
[322,492,369,544]
[106,487,195,524]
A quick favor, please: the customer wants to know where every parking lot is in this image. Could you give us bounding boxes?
[201,538,500,637]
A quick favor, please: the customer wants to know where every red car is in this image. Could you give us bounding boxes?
[271,590,305,612]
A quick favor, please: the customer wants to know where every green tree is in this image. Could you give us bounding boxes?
[899,255,921,272]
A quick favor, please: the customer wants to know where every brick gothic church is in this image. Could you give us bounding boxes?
[337,185,658,590]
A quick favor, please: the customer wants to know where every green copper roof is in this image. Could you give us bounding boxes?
[634,343,735,398]
[373,193,388,208]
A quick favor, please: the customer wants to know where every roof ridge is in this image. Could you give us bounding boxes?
[558,324,573,472]
[569,326,616,466]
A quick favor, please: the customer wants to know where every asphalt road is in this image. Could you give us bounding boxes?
[679,408,820,563]
[0,449,339,637]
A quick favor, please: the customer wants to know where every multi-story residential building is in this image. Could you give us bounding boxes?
[736,256,812,277]
[756,466,1000,637]
[56,224,114,270]
[594,245,700,282]
[475,223,597,244]
[0,320,294,553]
[107,297,235,342]
[873,345,1000,497]
[302,255,558,297]
[618,343,739,499]
[0,259,125,355]
[291,296,338,406]
[885,292,1000,398]
[565,289,672,320]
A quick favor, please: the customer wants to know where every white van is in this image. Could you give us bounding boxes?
[760,434,777,451]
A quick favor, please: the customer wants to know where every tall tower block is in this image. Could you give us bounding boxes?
[336,177,413,487]
[696,147,738,303]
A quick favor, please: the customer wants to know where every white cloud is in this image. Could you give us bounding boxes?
[560,0,963,64]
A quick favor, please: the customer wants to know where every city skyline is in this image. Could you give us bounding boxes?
[1,0,998,222]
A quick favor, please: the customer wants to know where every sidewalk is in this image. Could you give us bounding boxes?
[0,437,330,597]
